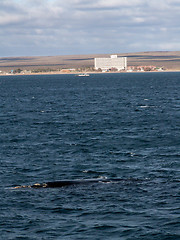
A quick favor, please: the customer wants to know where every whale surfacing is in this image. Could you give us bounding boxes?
[13,178,125,189]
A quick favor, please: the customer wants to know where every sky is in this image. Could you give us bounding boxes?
[0,0,180,57]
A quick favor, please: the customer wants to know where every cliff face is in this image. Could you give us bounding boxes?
[0,51,180,71]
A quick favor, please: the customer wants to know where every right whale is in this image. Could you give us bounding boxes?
[13,178,141,189]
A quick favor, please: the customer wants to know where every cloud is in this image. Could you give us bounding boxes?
[0,0,180,56]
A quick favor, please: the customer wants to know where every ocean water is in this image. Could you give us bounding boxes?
[0,72,179,239]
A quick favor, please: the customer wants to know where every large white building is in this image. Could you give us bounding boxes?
[94,55,127,71]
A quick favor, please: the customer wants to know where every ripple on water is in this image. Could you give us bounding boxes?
[0,73,180,239]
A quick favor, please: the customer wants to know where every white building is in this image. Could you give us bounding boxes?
[94,55,127,71]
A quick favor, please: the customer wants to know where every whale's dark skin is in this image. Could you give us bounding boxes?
[13,178,128,189]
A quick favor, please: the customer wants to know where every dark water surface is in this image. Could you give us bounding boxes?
[0,73,180,239]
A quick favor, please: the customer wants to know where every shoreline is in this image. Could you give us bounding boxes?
[1,69,180,77]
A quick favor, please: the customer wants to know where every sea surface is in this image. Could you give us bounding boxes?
[0,72,180,240]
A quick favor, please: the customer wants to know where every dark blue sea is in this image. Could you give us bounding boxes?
[0,72,180,240]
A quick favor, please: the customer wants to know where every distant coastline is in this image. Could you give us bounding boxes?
[1,69,180,77]
[0,51,180,75]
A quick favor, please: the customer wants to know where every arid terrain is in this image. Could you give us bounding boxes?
[0,51,180,72]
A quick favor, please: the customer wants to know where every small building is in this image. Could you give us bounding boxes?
[94,55,127,71]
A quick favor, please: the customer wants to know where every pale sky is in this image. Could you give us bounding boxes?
[0,0,180,57]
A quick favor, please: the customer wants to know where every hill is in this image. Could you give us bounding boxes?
[0,51,180,72]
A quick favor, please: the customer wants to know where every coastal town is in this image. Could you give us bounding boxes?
[0,51,179,75]
[0,64,165,75]
[0,56,164,75]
